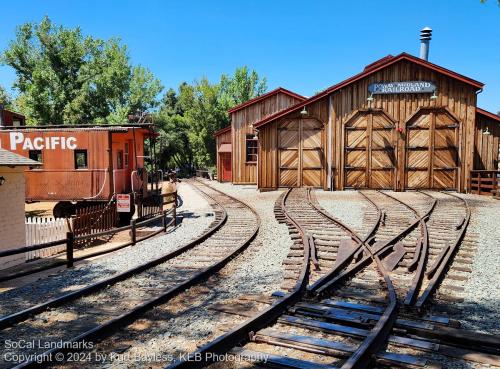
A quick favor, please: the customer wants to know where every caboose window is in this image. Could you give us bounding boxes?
[246,134,258,163]
[29,150,42,163]
[29,150,42,169]
[124,143,129,166]
[117,150,124,169]
[74,150,88,169]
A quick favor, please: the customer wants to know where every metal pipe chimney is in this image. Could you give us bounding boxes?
[419,27,432,61]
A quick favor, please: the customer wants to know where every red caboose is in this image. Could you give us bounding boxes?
[0,124,155,218]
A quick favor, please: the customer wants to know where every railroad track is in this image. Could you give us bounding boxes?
[0,179,260,369]
[168,188,500,369]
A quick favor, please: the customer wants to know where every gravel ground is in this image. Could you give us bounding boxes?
[0,182,214,317]
[81,181,292,368]
[315,189,367,230]
[316,189,500,336]
[451,193,500,335]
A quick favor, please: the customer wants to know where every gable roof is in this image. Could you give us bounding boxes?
[477,107,500,123]
[227,87,306,114]
[213,125,231,137]
[0,148,41,166]
[254,52,484,129]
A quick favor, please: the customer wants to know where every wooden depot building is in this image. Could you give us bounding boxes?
[215,37,499,193]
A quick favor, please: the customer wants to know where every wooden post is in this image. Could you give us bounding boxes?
[478,174,482,196]
[492,171,497,198]
[163,210,168,232]
[66,232,74,268]
[173,192,177,226]
[131,219,136,245]
[138,197,143,219]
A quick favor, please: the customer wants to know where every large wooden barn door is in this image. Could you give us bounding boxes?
[278,118,323,187]
[301,119,323,186]
[405,109,459,189]
[278,120,300,186]
[344,111,396,189]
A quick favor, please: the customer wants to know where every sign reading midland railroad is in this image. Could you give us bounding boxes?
[368,81,436,94]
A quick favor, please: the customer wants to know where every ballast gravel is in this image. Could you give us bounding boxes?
[450,194,500,335]
[80,181,292,368]
[315,189,367,230]
[0,182,214,317]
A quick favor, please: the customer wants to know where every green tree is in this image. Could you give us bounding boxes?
[187,78,229,167]
[154,67,267,171]
[220,66,267,108]
[154,83,195,171]
[0,85,12,108]
[2,17,162,125]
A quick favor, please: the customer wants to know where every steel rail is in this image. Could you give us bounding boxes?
[306,190,382,294]
[166,188,311,369]
[314,193,437,297]
[415,191,471,309]
[306,190,398,369]
[376,191,436,306]
[0,184,223,330]
[12,179,261,368]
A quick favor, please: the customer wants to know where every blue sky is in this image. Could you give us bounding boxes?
[0,0,499,112]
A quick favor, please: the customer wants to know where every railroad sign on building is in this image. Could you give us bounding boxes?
[6,132,78,150]
[368,81,436,94]
[117,194,131,213]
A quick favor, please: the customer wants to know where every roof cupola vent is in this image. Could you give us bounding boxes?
[419,27,432,61]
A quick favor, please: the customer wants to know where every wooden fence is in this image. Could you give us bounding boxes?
[72,202,118,247]
[0,192,178,280]
[25,217,69,260]
[469,170,500,199]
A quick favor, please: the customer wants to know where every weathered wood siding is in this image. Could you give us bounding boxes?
[330,59,477,192]
[257,121,278,189]
[257,59,479,192]
[474,113,500,170]
[232,92,303,184]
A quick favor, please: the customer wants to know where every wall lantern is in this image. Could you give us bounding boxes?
[367,93,374,102]
[0,176,5,186]
[483,127,491,136]
[300,106,308,116]
[430,90,438,100]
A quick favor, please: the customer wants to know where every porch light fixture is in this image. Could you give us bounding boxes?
[0,176,5,186]
[430,90,438,100]
[300,106,308,116]
[367,93,374,102]
[483,127,491,136]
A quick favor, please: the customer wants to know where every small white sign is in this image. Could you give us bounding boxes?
[117,194,131,213]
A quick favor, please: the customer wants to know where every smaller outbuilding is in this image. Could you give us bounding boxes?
[214,87,306,184]
[0,148,41,269]
[0,105,26,127]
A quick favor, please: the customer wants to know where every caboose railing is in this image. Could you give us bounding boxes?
[469,170,500,199]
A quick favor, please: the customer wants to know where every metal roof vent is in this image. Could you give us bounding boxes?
[419,27,432,61]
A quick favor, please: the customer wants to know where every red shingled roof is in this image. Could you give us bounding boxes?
[227,87,306,114]
[476,107,500,123]
[254,53,484,129]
